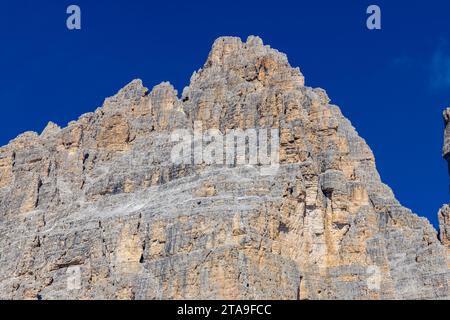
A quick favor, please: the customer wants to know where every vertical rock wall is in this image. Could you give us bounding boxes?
[0,37,448,299]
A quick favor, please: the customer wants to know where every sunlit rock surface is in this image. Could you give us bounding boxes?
[0,36,448,300]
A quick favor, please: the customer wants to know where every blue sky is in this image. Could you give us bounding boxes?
[1,0,449,227]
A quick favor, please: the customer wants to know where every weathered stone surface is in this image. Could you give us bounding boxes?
[439,204,450,272]
[443,108,450,177]
[440,205,450,247]
[444,108,450,158]
[440,108,450,272]
[0,36,448,300]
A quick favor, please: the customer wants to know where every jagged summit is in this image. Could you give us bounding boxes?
[0,36,448,300]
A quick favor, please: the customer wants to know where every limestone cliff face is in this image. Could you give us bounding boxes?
[0,36,448,300]
[443,108,450,176]
[439,205,450,255]
[439,108,450,270]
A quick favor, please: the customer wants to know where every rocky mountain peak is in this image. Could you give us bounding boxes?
[0,36,448,300]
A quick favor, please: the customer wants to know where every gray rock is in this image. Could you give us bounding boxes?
[0,36,448,300]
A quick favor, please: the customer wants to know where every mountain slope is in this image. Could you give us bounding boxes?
[0,36,448,299]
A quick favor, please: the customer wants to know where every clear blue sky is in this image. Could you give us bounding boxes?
[1,0,449,227]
